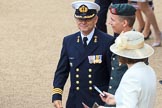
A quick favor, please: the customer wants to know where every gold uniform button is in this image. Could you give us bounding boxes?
[89,80,92,84]
[76,81,79,84]
[112,67,114,70]
[110,77,113,80]
[88,74,92,78]
[76,87,80,90]
[89,86,92,90]
[119,62,122,66]
[76,68,79,72]
[88,69,92,72]
[76,74,79,78]
[109,86,112,89]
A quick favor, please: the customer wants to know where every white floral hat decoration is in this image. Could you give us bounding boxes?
[110,31,154,59]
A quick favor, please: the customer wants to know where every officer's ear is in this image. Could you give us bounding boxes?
[123,19,128,27]
[94,16,98,24]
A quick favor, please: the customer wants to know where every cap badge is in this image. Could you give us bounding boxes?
[79,5,88,13]
[110,8,117,14]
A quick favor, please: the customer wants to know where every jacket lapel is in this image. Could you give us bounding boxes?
[75,32,85,54]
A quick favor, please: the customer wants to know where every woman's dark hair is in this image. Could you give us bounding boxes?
[118,56,147,64]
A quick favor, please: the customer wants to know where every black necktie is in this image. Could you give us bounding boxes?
[83,37,88,47]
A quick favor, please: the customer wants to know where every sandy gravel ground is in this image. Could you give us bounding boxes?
[0,0,161,108]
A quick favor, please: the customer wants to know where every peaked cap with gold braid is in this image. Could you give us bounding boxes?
[72,1,100,20]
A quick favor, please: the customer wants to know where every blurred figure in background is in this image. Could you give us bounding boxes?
[129,0,154,40]
[129,0,161,47]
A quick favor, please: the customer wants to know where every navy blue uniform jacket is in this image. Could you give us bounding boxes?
[52,29,115,108]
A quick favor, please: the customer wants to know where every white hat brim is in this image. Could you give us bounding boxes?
[110,43,154,59]
[72,1,100,12]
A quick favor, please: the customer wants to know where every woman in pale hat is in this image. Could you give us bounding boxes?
[99,31,156,108]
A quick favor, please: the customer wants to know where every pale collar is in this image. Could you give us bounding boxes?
[81,28,95,45]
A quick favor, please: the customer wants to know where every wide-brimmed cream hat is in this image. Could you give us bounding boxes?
[110,31,154,59]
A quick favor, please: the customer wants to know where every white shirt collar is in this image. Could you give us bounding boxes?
[81,28,95,45]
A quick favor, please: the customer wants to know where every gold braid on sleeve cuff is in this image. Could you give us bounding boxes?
[52,88,63,95]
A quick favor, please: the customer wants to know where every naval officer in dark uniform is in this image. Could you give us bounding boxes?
[52,1,114,108]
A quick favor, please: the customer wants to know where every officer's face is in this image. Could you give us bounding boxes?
[76,16,98,35]
[108,13,124,34]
